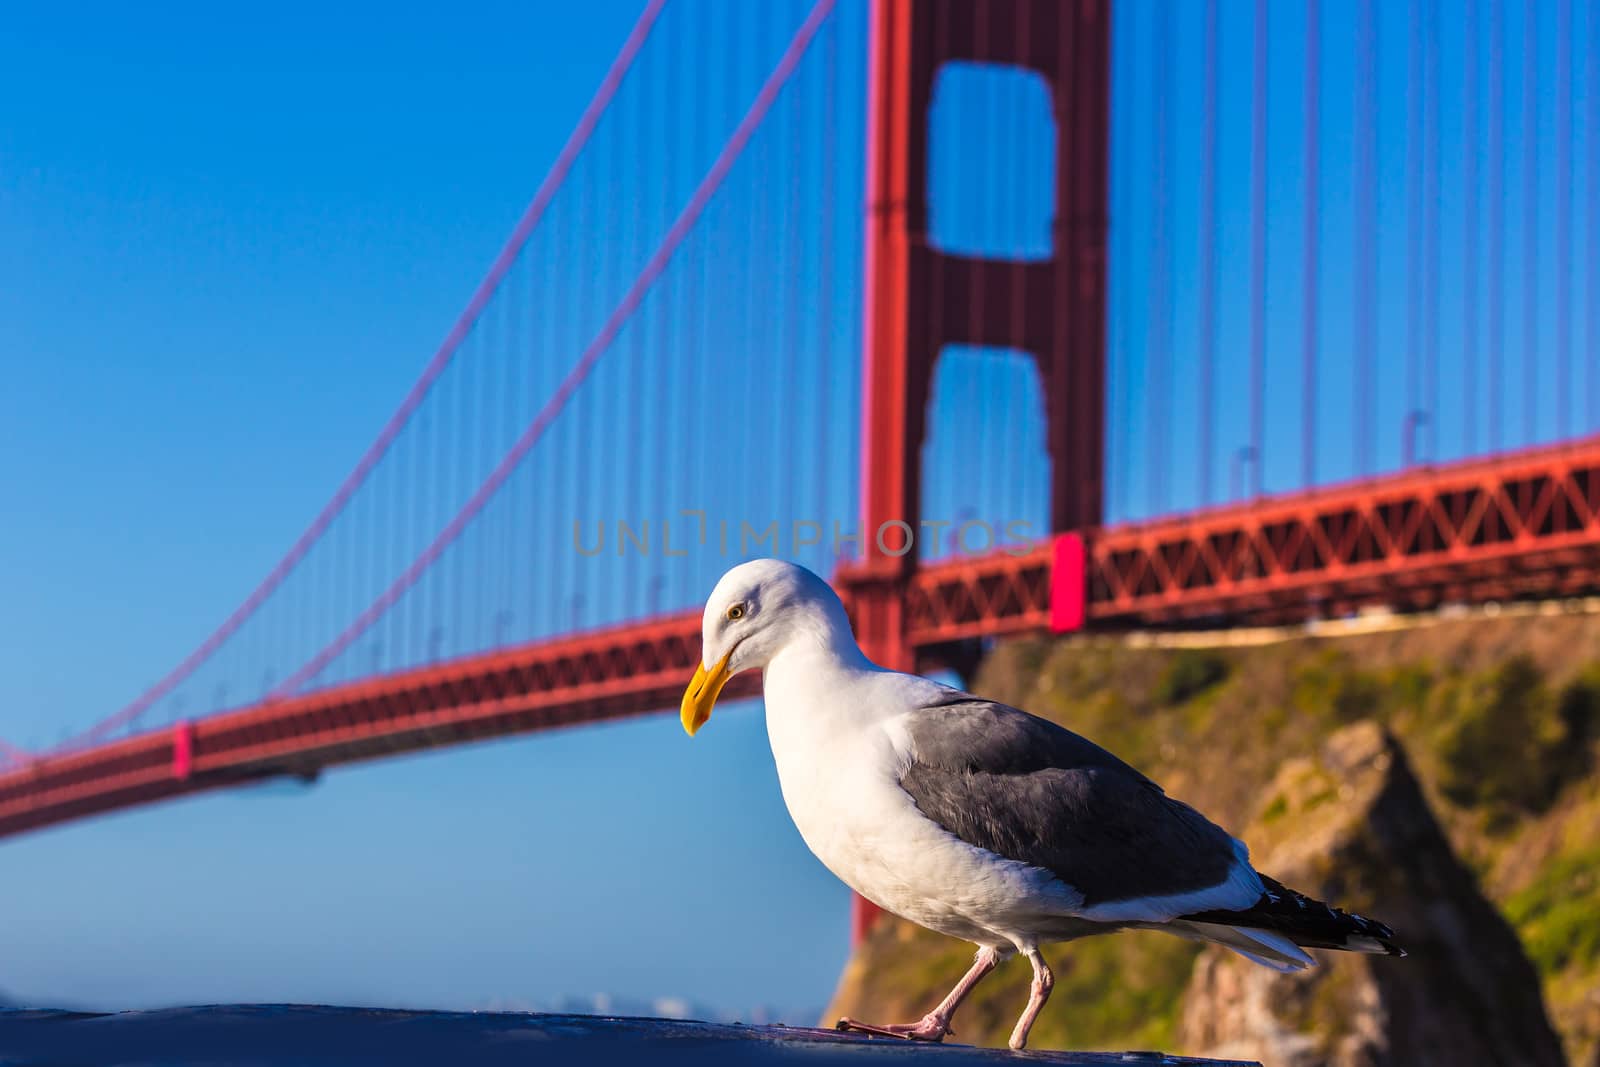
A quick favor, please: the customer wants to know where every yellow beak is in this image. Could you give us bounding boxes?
[681,648,735,736]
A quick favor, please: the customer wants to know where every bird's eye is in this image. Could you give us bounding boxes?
[726,603,745,621]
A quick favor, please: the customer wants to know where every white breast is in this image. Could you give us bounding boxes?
[761,659,1081,947]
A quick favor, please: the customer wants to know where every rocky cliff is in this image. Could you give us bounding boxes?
[1178,721,1561,1066]
[824,609,1600,1065]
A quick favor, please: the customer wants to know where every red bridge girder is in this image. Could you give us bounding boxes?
[898,437,1600,643]
[0,612,754,840]
[1086,435,1600,626]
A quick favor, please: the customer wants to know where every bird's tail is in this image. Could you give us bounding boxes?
[1169,920,1316,972]
[1181,874,1407,963]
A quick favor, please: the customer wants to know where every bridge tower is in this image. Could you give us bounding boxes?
[842,0,1111,942]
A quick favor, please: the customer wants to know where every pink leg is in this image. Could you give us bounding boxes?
[836,945,1003,1042]
[1007,948,1055,1050]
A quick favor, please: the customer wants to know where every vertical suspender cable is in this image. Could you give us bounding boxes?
[683,3,711,603]
[505,263,521,644]
[1249,0,1268,498]
[1198,0,1219,506]
[1520,0,1540,444]
[1462,0,1480,455]
[1425,0,1442,462]
[1488,0,1505,448]
[1353,0,1376,476]
[783,2,807,541]
[1148,1,1172,515]
[1301,0,1321,488]
[1405,0,1424,467]
[456,309,472,650]
[650,7,678,614]
[479,297,495,649]
[739,6,764,550]
[817,7,836,545]
[623,42,648,621]
[1554,0,1572,438]
[1589,0,1599,429]
[537,178,560,636]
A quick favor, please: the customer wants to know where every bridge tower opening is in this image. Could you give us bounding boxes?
[842,0,1110,942]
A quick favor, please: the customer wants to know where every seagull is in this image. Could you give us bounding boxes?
[681,559,1404,1051]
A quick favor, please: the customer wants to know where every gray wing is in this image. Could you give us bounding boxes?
[897,693,1240,908]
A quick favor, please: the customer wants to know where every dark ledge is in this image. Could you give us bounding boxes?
[0,1004,1261,1066]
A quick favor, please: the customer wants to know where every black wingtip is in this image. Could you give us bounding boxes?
[1187,877,1407,960]
[1363,918,1406,958]
[1342,928,1406,957]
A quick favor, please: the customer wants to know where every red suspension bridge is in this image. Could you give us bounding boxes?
[4,0,1599,952]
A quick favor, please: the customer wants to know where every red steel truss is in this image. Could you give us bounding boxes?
[0,612,754,840]
[901,437,1600,642]
[4,435,1600,840]
[1085,436,1600,625]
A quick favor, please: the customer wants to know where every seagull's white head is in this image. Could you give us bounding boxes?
[680,558,857,736]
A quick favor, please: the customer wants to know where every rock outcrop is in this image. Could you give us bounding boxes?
[1178,721,1565,1067]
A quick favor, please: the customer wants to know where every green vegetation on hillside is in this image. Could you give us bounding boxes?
[1434,657,1599,819]
[1508,844,1600,974]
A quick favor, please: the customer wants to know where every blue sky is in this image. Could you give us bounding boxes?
[1,0,1595,1020]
